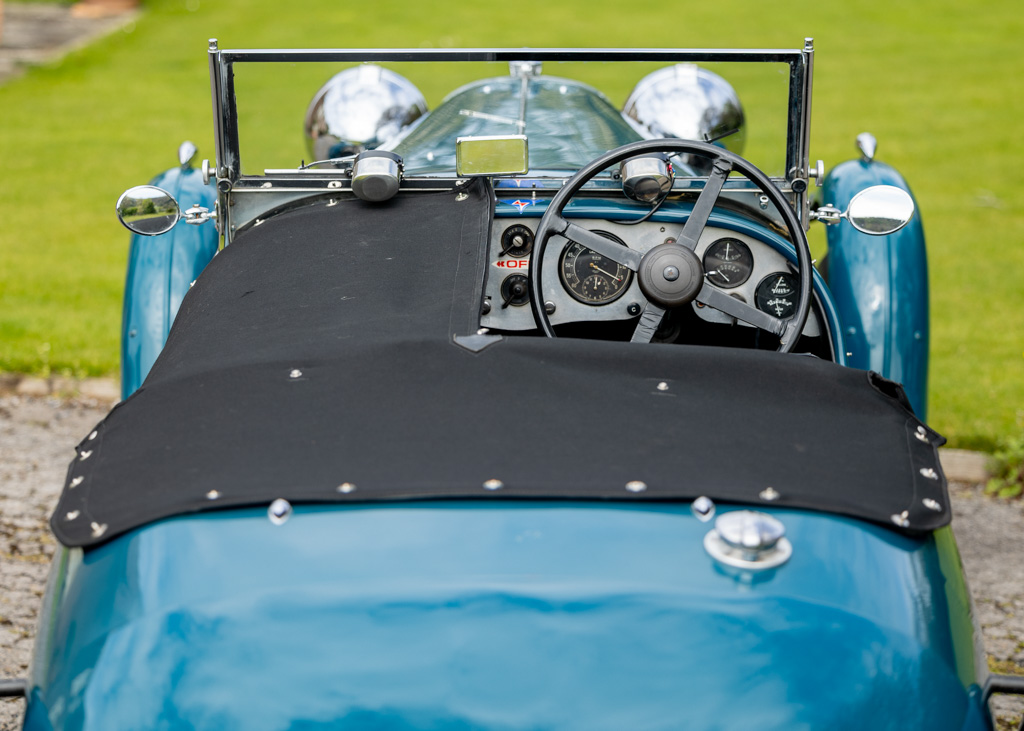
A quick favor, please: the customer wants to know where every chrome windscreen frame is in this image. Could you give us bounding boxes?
[206,42,815,245]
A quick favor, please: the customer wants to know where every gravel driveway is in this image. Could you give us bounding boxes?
[2,394,1022,729]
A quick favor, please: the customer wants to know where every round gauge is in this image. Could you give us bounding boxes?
[500,224,534,258]
[559,231,634,305]
[755,272,800,319]
[500,273,531,307]
[703,238,753,289]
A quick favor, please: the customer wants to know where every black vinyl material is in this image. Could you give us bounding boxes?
[52,179,949,547]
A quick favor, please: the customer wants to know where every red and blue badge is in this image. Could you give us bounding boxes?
[505,199,533,214]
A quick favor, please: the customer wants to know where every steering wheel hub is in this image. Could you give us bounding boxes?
[637,244,703,307]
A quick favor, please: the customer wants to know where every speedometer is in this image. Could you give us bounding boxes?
[559,231,634,305]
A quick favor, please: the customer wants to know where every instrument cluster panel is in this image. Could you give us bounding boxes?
[479,219,820,337]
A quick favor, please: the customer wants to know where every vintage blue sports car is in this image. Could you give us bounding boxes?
[6,40,1024,729]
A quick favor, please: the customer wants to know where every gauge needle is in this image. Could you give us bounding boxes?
[708,269,730,282]
[589,263,622,281]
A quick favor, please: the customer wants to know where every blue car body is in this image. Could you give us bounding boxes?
[19,44,991,731]
[26,504,987,730]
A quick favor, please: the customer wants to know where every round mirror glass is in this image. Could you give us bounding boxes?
[846,185,915,235]
[116,185,180,236]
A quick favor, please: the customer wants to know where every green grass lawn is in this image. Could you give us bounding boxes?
[0,0,1021,450]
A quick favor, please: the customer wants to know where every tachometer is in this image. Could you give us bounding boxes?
[703,238,753,289]
[559,231,634,305]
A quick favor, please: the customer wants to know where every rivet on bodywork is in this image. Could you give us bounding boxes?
[206,489,221,500]
[691,496,716,522]
[337,482,357,494]
[268,499,293,525]
[919,467,939,480]
[88,430,98,441]
[65,510,80,521]
[625,480,647,493]
[70,476,84,488]
[923,498,942,512]
[890,511,910,528]
[79,450,92,461]
[90,522,108,539]
[759,487,780,502]
[289,369,303,379]
[483,479,504,491]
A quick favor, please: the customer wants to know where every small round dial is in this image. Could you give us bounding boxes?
[755,272,799,319]
[559,231,633,305]
[500,273,531,308]
[703,238,753,289]
[500,224,534,258]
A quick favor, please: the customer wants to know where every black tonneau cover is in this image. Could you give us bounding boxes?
[53,180,948,547]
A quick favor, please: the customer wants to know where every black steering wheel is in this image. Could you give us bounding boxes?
[528,139,812,352]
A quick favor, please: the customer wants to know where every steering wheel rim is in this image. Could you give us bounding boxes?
[527,139,812,352]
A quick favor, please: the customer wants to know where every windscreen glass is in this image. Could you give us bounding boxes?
[232,60,793,178]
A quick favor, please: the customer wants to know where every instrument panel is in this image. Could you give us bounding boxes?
[479,218,821,338]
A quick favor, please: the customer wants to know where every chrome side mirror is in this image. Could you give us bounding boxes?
[812,185,915,236]
[116,185,180,236]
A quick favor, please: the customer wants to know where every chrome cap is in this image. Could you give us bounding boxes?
[703,510,792,570]
[304,65,427,162]
[351,150,403,203]
[620,155,674,203]
[623,64,746,156]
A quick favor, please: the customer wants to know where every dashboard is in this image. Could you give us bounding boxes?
[479,217,823,342]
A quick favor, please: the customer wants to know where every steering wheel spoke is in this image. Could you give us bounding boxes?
[675,158,732,250]
[695,283,786,336]
[559,218,642,271]
[630,302,667,343]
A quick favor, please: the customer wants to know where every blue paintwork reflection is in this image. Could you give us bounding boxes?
[822,160,929,418]
[120,166,218,400]
[27,503,986,729]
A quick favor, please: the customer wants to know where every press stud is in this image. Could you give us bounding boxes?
[483,479,504,490]
[759,487,781,502]
[691,496,716,522]
[625,480,647,493]
[206,489,221,500]
[79,450,92,461]
[890,510,910,528]
[337,482,357,494]
[88,430,98,441]
[289,369,302,379]
[268,499,293,525]
[70,476,84,488]
[90,522,108,539]
[923,498,942,512]
[65,510,80,521]
[919,467,939,480]
[656,382,669,392]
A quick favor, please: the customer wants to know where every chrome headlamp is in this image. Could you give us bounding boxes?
[623,64,746,157]
[304,65,427,162]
